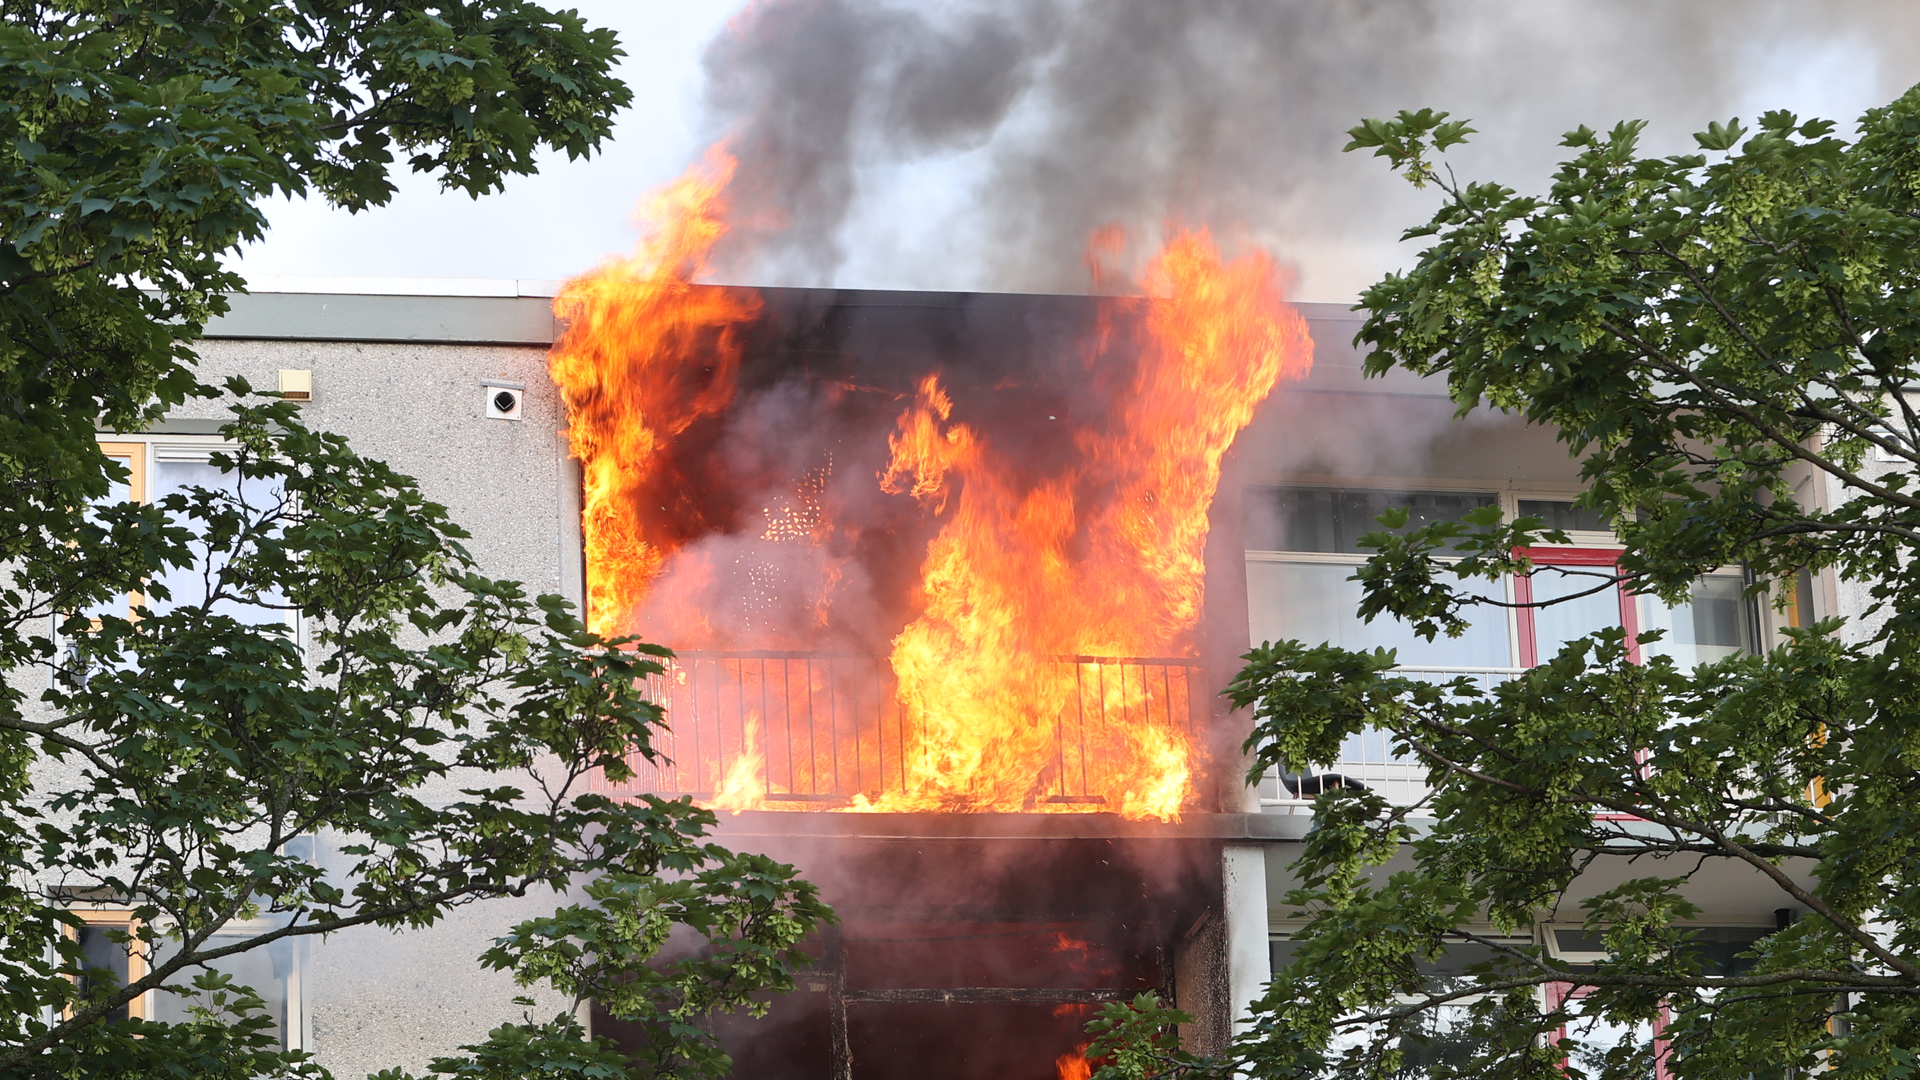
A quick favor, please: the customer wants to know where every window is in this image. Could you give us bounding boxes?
[149,920,305,1049]
[1544,925,1774,1080]
[1247,488,1501,556]
[1248,489,1760,808]
[1516,498,1610,534]
[1516,546,1630,667]
[79,436,291,629]
[1245,487,1513,671]
[1517,546,1752,669]
[66,909,148,1022]
[1246,488,1517,805]
[78,443,147,625]
[1636,575,1754,668]
[1271,934,1533,1078]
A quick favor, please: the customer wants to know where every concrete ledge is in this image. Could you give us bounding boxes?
[204,292,557,345]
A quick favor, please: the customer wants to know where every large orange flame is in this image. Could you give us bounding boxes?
[555,148,1312,820]
[867,228,1311,820]
[550,145,760,638]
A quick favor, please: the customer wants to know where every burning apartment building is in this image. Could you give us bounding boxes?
[104,222,1824,1077]
[35,136,1802,1080]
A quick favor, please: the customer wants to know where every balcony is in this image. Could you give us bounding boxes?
[591,651,1207,808]
[1256,666,1525,814]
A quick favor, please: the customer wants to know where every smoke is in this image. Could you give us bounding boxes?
[624,369,909,654]
[697,0,1920,300]
[677,826,1221,1078]
[703,0,1059,285]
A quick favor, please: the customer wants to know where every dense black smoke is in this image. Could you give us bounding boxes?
[699,0,1920,300]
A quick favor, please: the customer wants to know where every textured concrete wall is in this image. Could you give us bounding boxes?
[179,338,584,1078]
[183,338,579,610]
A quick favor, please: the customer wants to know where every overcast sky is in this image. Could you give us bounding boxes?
[231,1,1920,304]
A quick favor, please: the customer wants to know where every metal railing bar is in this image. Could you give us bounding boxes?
[826,658,842,798]
[763,658,778,796]
[1074,662,1090,795]
[617,653,1222,803]
[668,649,1206,666]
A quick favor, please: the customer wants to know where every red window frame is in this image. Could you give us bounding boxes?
[1515,546,1654,809]
[1544,980,1672,1080]
[1513,547,1642,668]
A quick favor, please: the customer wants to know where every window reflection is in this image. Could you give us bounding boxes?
[76,447,140,626]
[1246,561,1511,668]
[147,457,288,622]
[1637,575,1751,667]
[76,924,134,1022]
[1526,567,1624,664]
[151,928,300,1049]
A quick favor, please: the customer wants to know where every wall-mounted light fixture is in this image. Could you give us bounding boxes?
[483,379,525,421]
[277,370,312,401]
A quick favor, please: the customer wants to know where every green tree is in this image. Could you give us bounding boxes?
[1217,88,1920,1078]
[0,5,829,1078]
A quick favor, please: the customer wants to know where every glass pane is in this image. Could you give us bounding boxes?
[76,455,136,625]
[1246,561,1512,669]
[1637,574,1749,668]
[1391,1006,1483,1077]
[1247,488,1498,553]
[1564,1000,1657,1080]
[1517,499,1610,533]
[1528,567,1622,663]
[151,934,293,1047]
[77,925,132,1022]
[1276,937,1519,1078]
[1682,926,1771,977]
[146,459,287,624]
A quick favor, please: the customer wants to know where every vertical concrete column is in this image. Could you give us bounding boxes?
[1221,842,1270,1034]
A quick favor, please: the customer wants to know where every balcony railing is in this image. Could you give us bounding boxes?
[1257,666,1526,813]
[592,651,1206,808]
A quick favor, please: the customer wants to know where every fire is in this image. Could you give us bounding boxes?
[1055,1046,1093,1080]
[1050,932,1093,963]
[710,713,767,815]
[556,148,1313,820]
[869,227,1309,820]
[549,145,759,638]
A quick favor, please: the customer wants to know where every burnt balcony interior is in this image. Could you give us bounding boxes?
[588,286,1252,810]
[591,832,1226,1080]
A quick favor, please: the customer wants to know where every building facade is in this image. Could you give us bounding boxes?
[49,280,1833,1078]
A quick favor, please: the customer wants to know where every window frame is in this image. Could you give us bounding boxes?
[1512,545,1637,668]
[63,906,150,1022]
